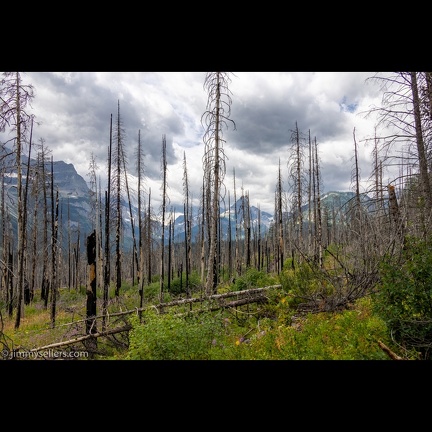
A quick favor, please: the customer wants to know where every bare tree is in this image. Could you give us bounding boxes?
[102,114,113,329]
[36,139,52,307]
[275,159,284,274]
[112,101,126,297]
[87,152,103,295]
[202,72,236,295]
[0,72,36,329]
[288,122,306,256]
[121,145,139,286]
[159,134,169,302]
[233,169,241,277]
[365,72,432,237]
[410,72,432,213]
[86,229,97,336]
[182,151,192,297]
[313,134,323,267]
[145,188,153,286]
[136,129,146,310]
[23,118,33,304]
[50,157,59,328]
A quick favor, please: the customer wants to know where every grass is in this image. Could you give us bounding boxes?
[0,270,400,360]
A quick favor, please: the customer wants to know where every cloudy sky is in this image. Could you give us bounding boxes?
[1,71,392,215]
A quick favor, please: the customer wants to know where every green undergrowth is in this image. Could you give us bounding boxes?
[0,266,407,360]
[123,295,391,360]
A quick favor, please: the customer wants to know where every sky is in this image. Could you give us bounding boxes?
[1,71,392,215]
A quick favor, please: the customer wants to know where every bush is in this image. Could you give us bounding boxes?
[126,309,225,360]
[167,272,202,296]
[232,268,278,291]
[372,236,432,360]
[278,263,332,308]
[209,297,389,360]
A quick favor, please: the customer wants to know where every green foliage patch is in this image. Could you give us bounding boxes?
[232,268,278,291]
[372,235,432,360]
[126,295,390,360]
[127,309,226,360]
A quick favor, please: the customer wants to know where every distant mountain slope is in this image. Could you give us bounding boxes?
[1,147,374,250]
[0,148,94,249]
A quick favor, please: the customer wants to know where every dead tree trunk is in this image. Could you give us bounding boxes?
[86,229,97,336]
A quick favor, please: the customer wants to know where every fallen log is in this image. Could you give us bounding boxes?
[378,340,403,360]
[55,284,282,327]
[28,285,282,353]
[28,324,132,352]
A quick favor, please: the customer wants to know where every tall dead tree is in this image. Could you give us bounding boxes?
[122,146,139,286]
[67,198,71,289]
[275,160,284,274]
[227,190,233,279]
[233,169,241,277]
[23,118,33,304]
[351,127,365,261]
[202,72,236,296]
[112,101,126,297]
[0,156,14,315]
[136,129,146,310]
[288,122,305,254]
[37,140,51,306]
[244,191,251,269]
[411,72,432,213]
[159,134,169,303]
[199,177,206,285]
[87,152,101,291]
[146,188,152,286]
[182,151,192,297]
[313,135,323,267]
[86,229,97,336]
[50,158,59,328]
[0,72,36,329]
[102,114,113,330]
[307,133,313,255]
[388,184,405,241]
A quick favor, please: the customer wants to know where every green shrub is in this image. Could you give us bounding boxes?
[167,272,202,296]
[126,309,225,360]
[278,263,332,308]
[208,297,389,360]
[231,296,389,360]
[372,236,432,360]
[233,268,278,291]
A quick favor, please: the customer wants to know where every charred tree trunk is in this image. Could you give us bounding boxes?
[313,135,323,268]
[86,230,97,335]
[50,159,59,328]
[159,135,168,303]
[411,72,432,214]
[103,114,112,330]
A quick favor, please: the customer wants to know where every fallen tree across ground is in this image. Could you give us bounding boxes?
[18,285,282,355]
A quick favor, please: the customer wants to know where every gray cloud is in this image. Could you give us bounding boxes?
[1,71,387,215]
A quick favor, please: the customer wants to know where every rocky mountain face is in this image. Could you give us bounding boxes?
[171,195,274,244]
[1,150,94,250]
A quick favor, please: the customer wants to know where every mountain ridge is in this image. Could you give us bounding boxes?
[0,151,372,250]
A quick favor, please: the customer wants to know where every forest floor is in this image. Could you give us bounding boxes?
[0,277,401,360]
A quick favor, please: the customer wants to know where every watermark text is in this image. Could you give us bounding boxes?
[1,348,89,360]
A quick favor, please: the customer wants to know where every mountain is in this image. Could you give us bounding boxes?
[0,149,374,251]
[171,195,274,243]
[1,150,94,250]
[305,190,374,223]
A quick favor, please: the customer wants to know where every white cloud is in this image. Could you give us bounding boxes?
[1,71,392,215]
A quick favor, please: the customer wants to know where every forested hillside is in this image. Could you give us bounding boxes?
[1,72,432,360]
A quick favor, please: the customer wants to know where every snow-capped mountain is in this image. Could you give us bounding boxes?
[169,195,274,243]
[1,146,374,251]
